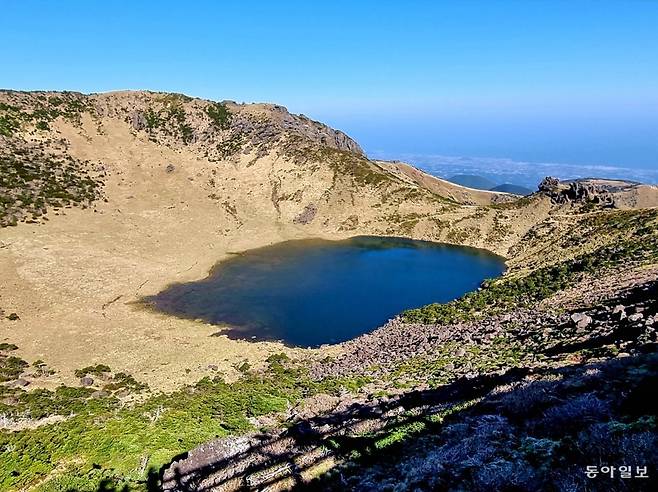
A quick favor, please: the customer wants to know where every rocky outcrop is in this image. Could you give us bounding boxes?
[1,89,364,160]
[292,203,317,225]
[538,176,615,207]
[275,108,364,155]
[222,106,364,158]
[538,176,560,193]
[537,176,658,209]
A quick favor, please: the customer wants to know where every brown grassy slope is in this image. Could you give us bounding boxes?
[0,90,549,391]
[0,90,656,392]
[376,160,518,206]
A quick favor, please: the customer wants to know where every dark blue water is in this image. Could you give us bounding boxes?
[146,237,505,347]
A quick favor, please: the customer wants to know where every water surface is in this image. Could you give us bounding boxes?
[147,237,505,347]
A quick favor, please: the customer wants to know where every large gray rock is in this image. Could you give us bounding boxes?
[571,313,592,329]
[130,111,147,131]
[80,376,94,387]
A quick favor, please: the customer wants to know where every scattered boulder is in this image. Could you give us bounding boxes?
[130,111,147,131]
[80,376,94,387]
[165,163,175,173]
[570,313,592,329]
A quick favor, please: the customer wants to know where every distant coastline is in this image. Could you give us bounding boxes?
[369,151,658,188]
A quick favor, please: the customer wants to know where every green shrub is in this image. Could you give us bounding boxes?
[0,355,28,381]
[0,114,20,136]
[74,364,112,378]
[206,102,232,130]
[103,372,149,393]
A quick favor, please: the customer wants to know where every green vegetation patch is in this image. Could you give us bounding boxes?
[141,95,195,144]
[0,355,369,491]
[391,337,529,387]
[404,209,658,324]
[282,139,397,188]
[101,372,149,395]
[0,355,29,382]
[0,93,90,135]
[385,212,423,235]
[0,143,104,227]
[0,105,21,136]
[216,131,245,159]
[206,102,232,130]
[74,364,112,379]
[0,385,116,421]
[489,195,536,210]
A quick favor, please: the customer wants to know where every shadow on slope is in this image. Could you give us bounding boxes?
[153,348,657,492]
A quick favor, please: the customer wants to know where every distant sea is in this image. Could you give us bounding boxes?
[369,152,658,189]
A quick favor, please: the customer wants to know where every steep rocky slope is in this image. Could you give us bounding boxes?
[1,90,657,491]
[0,90,532,247]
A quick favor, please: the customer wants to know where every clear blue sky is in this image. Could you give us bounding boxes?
[2,0,657,172]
